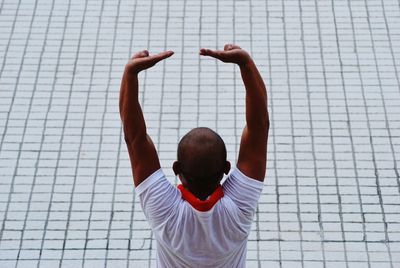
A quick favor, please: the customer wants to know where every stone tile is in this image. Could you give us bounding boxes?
[1,0,400,267]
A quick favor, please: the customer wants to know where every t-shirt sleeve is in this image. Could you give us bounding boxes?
[135,169,181,229]
[223,166,264,222]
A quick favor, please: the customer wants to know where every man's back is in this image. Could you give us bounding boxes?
[119,44,269,267]
[136,167,263,268]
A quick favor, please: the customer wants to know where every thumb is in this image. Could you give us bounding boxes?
[224,44,241,51]
[132,50,149,59]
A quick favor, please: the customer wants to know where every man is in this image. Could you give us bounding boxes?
[119,44,269,267]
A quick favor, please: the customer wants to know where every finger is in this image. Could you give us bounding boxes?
[224,44,241,51]
[151,50,174,63]
[224,44,233,51]
[199,48,213,55]
[199,48,223,60]
[132,50,149,59]
[199,48,206,55]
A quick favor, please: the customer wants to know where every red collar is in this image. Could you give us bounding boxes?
[177,184,224,212]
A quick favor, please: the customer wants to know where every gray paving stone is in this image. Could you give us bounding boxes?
[1,0,400,267]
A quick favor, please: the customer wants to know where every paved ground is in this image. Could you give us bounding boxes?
[0,0,399,267]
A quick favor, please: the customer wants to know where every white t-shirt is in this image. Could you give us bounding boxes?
[136,167,264,268]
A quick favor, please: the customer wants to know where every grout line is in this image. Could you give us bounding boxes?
[103,0,124,265]
[126,0,138,266]
[58,0,105,266]
[281,1,305,266]
[81,0,121,265]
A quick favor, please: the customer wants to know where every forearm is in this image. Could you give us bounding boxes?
[239,60,269,131]
[236,59,269,180]
[119,73,147,144]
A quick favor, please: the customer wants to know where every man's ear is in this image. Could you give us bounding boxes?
[173,161,180,176]
[224,161,231,175]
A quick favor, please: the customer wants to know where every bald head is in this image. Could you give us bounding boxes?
[174,127,230,199]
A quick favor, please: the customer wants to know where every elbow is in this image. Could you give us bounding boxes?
[266,113,270,132]
[123,125,147,146]
[263,106,270,132]
[248,111,270,133]
[260,113,270,139]
[259,117,269,133]
[258,99,270,133]
[262,117,270,138]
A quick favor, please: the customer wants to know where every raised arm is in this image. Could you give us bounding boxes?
[120,50,174,186]
[199,44,269,181]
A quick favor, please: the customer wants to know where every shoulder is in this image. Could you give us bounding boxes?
[222,167,264,221]
[135,168,166,196]
[224,166,264,192]
[135,168,181,207]
[135,168,183,230]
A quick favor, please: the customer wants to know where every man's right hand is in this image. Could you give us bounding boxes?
[199,44,251,66]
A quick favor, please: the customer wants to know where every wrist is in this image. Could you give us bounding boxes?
[238,58,254,69]
[125,64,140,76]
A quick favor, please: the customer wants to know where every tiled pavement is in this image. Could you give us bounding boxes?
[0,0,399,267]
